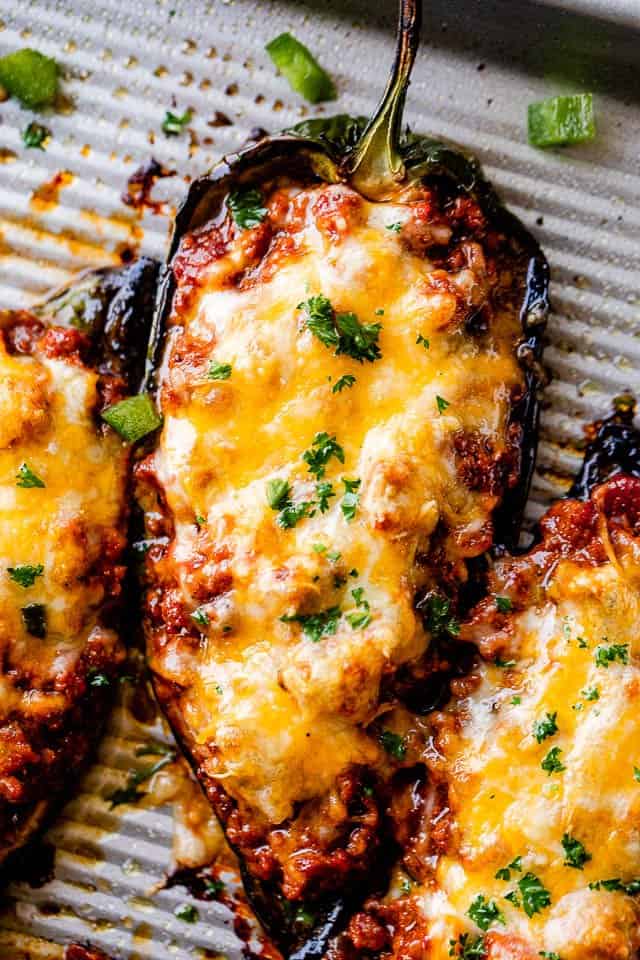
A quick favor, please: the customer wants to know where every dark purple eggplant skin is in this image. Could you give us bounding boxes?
[0,258,159,886]
[570,401,640,498]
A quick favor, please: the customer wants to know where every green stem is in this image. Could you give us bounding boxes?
[345,0,421,199]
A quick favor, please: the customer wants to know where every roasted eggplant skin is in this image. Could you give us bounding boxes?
[330,406,640,960]
[0,258,158,876]
[140,4,548,953]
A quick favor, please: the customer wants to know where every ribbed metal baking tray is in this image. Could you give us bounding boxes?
[0,0,638,957]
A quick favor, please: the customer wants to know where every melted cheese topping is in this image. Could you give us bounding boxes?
[0,336,127,723]
[422,554,640,959]
[149,183,525,825]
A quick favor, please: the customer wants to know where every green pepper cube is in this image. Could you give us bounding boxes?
[266,32,336,104]
[101,394,162,443]
[527,94,595,148]
[0,48,60,109]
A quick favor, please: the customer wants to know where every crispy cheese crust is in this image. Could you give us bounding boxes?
[0,313,130,863]
[139,175,532,905]
[334,475,640,960]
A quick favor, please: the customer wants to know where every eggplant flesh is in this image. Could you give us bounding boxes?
[0,259,158,876]
[326,405,640,959]
[138,2,549,956]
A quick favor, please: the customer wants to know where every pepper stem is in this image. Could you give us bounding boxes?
[345,0,421,199]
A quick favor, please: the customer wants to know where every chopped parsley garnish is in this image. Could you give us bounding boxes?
[277,501,313,528]
[328,550,341,563]
[467,894,505,931]
[448,933,486,959]
[436,394,450,414]
[195,514,206,528]
[316,481,335,513]
[400,877,413,895]
[540,953,561,959]
[495,657,516,668]
[577,636,588,648]
[589,878,640,895]
[332,374,356,393]
[208,361,232,380]
[227,187,267,229]
[595,642,629,668]
[280,606,341,643]
[303,432,345,479]
[517,872,551,917]
[541,746,566,775]
[634,766,640,782]
[299,295,382,363]
[495,595,512,613]
[533,711,558,743]
[421,593,460,639]
[22,121,50,150]
[582,686,599,701]
[416,333,430,349]
[495,856,522,882]
[386,222,402,233]
[174,903,199,923]
[340,477,361,522]
[191,606,210,629]
[511,695,522,705]
[87,671,110,688]
[162,108,192,136]
[561,833,591,870]
[204,878,225,897]
[266,478,291,510]
[8,563,44,588]
[16,462,45,488]
[379,730,406,760]
[107,750,176,807]
[346,586,372,629]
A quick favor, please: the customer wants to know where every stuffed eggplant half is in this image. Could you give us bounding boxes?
[0,259,158,871]
[137,0,548,953]
[329,406,640,960]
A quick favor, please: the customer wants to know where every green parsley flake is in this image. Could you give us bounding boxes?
[533,711,558,743]
[379,730,406,760]
[277,500,314,529]
[541,746,565,775]
[511,695,522,706]
[561,833,591,870]
[539,953,561,959]
[174,903,199,923]
[208,361,232,380]
[517,872,551,917]
[595,642,629,668]
[227,187,267,229]
[303,432,345,479]
[162,109,192,136]
[582,686,599,701]
[16,462,45,488]
[280,606,341,643]
[299,294,382,363]
[340,477,361,522]
[386,222,402,233]
[495,856,522,882]
[467,894,505,931]
[421,593,460,640]
[634,766,640,783]
[107,751,176,807]
[22,121,51,150]
[8,563,44,588]
[448,933,487,959]
[495,595,512,613]
[87,671,110,688]
[416,333,430,349]
[332,374,356,393]
[436,394,450,414]
[315,481,335,513]
[191,606,210,629]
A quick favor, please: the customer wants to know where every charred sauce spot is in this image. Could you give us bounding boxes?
[121,157,176,213]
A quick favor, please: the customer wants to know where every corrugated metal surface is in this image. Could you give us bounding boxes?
[0,0,638,956]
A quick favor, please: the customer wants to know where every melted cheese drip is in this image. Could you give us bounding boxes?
[151,184,524,825]
[422,557,640,959]
[0,337,127,722]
